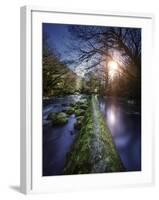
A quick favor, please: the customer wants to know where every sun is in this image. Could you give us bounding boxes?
[108,61,119,79]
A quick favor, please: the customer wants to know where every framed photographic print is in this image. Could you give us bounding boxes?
[20,6,154,194]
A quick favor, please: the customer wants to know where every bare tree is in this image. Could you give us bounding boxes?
[68,25,141,98]
[69,26,141,70]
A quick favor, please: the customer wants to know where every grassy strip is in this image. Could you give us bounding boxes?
[91,95,124,172]
[64,95,125,175]
[64,99,93,174]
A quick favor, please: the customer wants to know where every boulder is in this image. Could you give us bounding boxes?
[66,107,75,115]
[79,102,88,110]
[51,112,68,126]
[73,100,88,110]
[75,109,85,116]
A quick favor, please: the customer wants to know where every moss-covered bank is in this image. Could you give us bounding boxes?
[64,95,125,174]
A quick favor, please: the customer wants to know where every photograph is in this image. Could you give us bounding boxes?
[42,23,141,176]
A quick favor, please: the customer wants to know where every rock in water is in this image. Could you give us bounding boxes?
[51,112,68,126]
[66,107,75,115]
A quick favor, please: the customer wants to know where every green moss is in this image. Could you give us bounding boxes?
[66,107,75,115]
[79,103,88,110]
[91,96,124,172]
[52,112,68,126]
[64,95,125,175]
[75,108,85,116]
[66,101,88,116]
[64,103,93,174]
[74,116,84,130]
[74,101,88,109]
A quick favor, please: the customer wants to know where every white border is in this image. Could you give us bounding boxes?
[20,6,154,194]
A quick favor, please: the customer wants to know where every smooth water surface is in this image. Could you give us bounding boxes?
[99,97,141,171]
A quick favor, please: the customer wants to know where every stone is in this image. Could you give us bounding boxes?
[52,112,68,126]
[66,107,75,115]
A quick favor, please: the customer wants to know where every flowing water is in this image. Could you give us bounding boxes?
[43,95,87,176]
[43,95,141,176]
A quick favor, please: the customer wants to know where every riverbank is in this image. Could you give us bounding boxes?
[64,95,125,174]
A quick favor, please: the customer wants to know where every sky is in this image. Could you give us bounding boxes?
[43,23,97,77]
[43,24,79,66]
[42,23,141,78]
[43,24,71,59]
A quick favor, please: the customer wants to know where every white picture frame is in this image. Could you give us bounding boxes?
[20,5,154,194]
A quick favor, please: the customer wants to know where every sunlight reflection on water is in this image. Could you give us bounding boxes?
[99,97,141,171]
[107,105,116,127]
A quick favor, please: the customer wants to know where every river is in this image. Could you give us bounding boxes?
[43,95,87,176]
[99,97,141,171]
[43,95,141,176]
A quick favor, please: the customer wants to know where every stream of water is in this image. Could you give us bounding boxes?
[99,97,141,171]
[43,95,141,176]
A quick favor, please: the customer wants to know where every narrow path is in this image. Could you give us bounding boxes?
[91,95,108,172]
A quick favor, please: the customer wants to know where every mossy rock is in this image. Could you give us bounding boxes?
[66,107,75,115]
[78,103,88,110]
[73,100,88,109]
[74,116,84,130]
[75,108,85,116]
[52,112,68,126]
[76,100,86,106]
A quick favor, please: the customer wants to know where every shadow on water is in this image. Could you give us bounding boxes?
[99,97,141,171]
